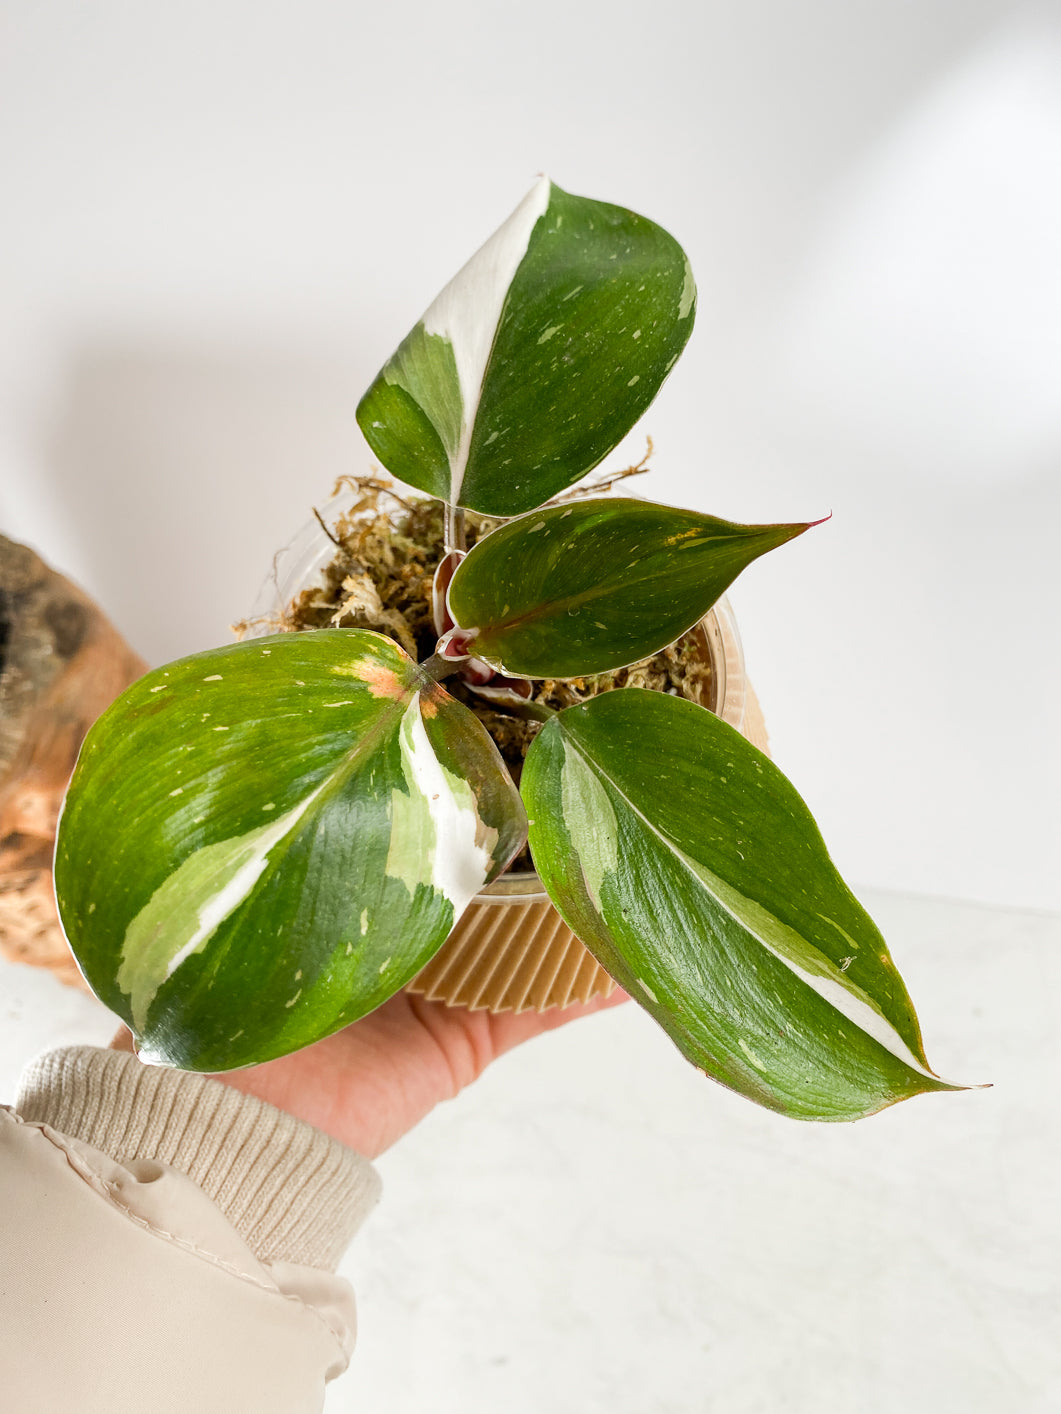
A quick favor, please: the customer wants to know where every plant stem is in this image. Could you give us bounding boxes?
[420,652,462,683]
[312,505,344,549]
[510,697,555,723]
[444,504,466,554]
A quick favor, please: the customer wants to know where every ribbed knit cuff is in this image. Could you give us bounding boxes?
[16,1046,381,1272]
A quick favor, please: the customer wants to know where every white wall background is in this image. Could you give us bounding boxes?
[2,0,1058,915]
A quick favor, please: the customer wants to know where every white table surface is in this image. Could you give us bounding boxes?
[2,887,1057,1413]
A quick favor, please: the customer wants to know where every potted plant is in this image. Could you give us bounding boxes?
[53,177,961,1121]
[245,469,760,1020]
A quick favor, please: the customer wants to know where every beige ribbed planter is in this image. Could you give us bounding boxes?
[254,488,771,1018]
[406,605,771,1015]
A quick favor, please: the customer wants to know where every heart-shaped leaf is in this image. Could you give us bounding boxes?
[356,177,695,516]
[446,497,814,679]
[522,689,959,1120]
[55,630,526,1071]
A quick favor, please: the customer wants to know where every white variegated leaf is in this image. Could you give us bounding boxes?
[357,178,696,515]
[522,689,962,1121]
[55,630,526,1071]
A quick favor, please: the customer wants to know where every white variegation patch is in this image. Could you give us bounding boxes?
[562,737,947,1086]
[386,692,497,913]
[422,175,551,500]
[117,780,329,1031]
[678,257,696,319]
[559,740,618,911]
[693,862,939,1079]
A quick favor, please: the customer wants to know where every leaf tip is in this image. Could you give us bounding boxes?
[772,511,833,550]
[942,1076,992,1094]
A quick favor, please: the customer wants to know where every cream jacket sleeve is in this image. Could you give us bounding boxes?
[0,1046,381,1414]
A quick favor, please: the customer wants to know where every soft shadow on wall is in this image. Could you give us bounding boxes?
[39,341,383,665]
[773,12,1061,495]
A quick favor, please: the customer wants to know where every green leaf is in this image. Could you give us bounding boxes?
[54,630,526,1071]
[522,689,958,1120]
[447,497,813,678]
[356,177,695,516]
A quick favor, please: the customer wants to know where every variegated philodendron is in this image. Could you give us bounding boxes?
[55,177,963,1118]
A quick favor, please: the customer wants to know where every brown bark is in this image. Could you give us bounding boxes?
[0,536,146,986]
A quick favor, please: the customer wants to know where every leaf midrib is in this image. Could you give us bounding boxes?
[206,668,429,893]
[553,721,927,1077]
[466,531,741,638]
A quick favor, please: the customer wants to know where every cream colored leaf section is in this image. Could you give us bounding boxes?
[687,859,940,1081]
[422,175,551,500]
[117,782,326,1031]
[559,739,618,911]
[678,256,696,319]
[385,693,497,913]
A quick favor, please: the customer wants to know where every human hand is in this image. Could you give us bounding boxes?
[112,986,626,1158]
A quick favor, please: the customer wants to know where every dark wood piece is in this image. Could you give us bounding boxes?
[0,535,146,986]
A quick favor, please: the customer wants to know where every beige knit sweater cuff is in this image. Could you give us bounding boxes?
[16,1046,381,1272]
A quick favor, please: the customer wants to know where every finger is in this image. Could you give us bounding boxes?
[484,984,630,1059]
